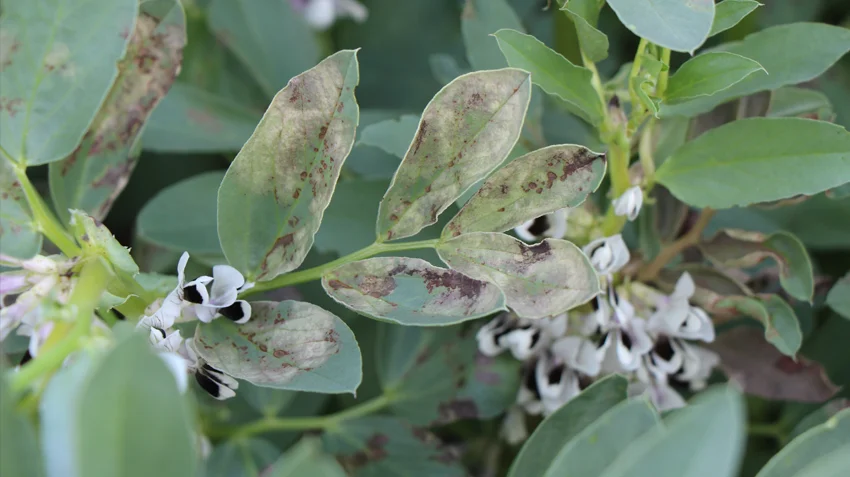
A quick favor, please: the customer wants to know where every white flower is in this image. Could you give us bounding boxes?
[631,358,687,412]
[676,342,719,391]
[582,235,630,276]
[612,186,643,221]
[192,265,252,324]
[476,313,567,360]
[647,272,715,342]
[500,406,528,445]
[597,293,653,372]
[551,335,606,377]
[293,0,368,30]
[514,209,569,242]
[533,352,584,415]
[147,331,239,400]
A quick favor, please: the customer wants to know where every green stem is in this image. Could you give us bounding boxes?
[639,119,657,182]
[9,258,109,392]
[10,163,80,257]
[627,38,649,115]
[655,48,672,97]
[242,239,440,296]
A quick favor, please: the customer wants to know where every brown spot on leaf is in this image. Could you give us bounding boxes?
[292,188,301,199]
[413,120,428,154]
[438,399,479,421]
[273,349,290,358]
[359,275,397,298]
[319,125,328,140]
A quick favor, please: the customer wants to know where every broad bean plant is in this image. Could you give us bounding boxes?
[2,0,850,476]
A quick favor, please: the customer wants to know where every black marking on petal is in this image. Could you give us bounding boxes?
[19,350,32,366]
[621,332,633,350]
[529,329,541,349]
[527,216,550,237]
[547,363,565,385]
[654,337,674,361]
[218,301,247,322]
[152,327,166,340]
[111,308,126,320]
[524,361,541,400]
[195,371,222,398]
[183,285,204,304]
[578,374,594,390]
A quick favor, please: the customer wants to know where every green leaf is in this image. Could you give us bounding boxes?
[827,273,850,320]
[0,0,137,165]
[78,337,196,477]
[376,68,531,241]
[217,50,359,281]
[656,118,850,209]
[660,23,850,118]
[437,232,600,319]
[768,87,835,121]
[136,171,223,258]
[70,210,138,275]
[264,438,346,477]
[356,115,420,159]
[665,52,764,104]
[826,183,850,200]
[700,229,814,302]
[461,0,524,70]
[715,295,802,357]
[142,82,262,152]
[493,29,603,125]
[561,0,608,62]
[545,399,660,477]
[194,300,362,394]
[322,257,506,326]
[49,1,186,224]
[443,145,606,238]
[239,382,297,418]
[0,158,41,259]
[606,0,714,53]
[508,375,628,477]
[314,179,388,256]
[322,416,466,477]
[207,0,319,98]
[429,53,470,85]
[205,438,280,477]
[756,408,850,477]
[601,386,745,477]
[1,374,44,477]
[710,0,761,37]
[455,353,521,420]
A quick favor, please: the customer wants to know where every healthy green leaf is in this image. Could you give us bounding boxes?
[461,0,524,70]
[545,399,660,477]
[207,0,319,98]
[493,29,603,125]
[49,1,186,224]
[0,158,41,259]
[356,115,420,159]
[660,23,850,117]
[194,300,362,394]
[0,0,137,165]
[827,273,850,320]
[322,257,506,326]
[217,50,359,281]
[767,86,835,121]
[1,372,44,477]
[437,232,600,319]
[264,438,346,477]
[606,0,715,53]
[429,53,469,85]
[205,438,280,477]
[508,375,628,477]
[313,179,388,256]
[756,408,850,477]
[602,386,745,477]
[700,229,814,302]
[715,295,802,357]
[561,0,608,62]
[70,210,138,276]
[665,52,764,104]
[239,383,297,418]
[656,118,850,209]
[443,145,606,238]
[376,68,530,241]
[710,0,761,37]
[826,183,850,200]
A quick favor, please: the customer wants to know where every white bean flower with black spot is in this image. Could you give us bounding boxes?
[647,272,715,343]
[513,209,569,243]
[612,186,643,221]
[582,234,630,277]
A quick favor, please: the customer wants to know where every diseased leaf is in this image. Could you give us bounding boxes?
[0,0,137,165]
[715,295,802,357]
[217,50,360,281]
[656,118,850,209]
[443,145,606,238]
[508,375,628,477]
[437,232,600,319]
[710,0,761,37]
[0,158,41,259]
[826,183,850,200]
[701,229,814,302]
[561,0,608,62]
[356,115,420,159]
[376,69,530,241]
[322,257,506,326]
[665,52,764,104]
[493,29,603,125]
[194,300,362,394]
[606,0,714,53]
[660,23,850,118]
[826,273,850,320]
[768,87,835,121]
[461,0,524,70]
[708,327,838,403]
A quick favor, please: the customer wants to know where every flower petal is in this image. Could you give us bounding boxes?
[177,252,190,287]
[218,300,251,324]
[158,352,189,393]
[513,219,538,242]
[209,265,245,306]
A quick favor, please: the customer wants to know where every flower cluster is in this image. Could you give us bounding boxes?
[289,0,368,30]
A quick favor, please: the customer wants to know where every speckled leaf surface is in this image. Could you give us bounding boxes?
[0,0,137,165]
[322,257,506,326]
[443,145,605,238]
[217,51,359,281]
[194,300,362,394]
[376,69,530,241]
[701,229,814,302]
[0,158,41,259]
[437,232,600,318]
[49,0,186,224]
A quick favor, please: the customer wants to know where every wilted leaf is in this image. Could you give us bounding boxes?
[461,0,524,70]
[0,158,41,259]
[826,273,850,320]
[323,257,506,326]
[356,115,420,159]
[0,0,137,165]
[218,50,359,281]
[757,409,850,477]
[708,326,838,403]
[561,0,608,62]
[606,0,714,53]
[701,229,814,302]
[49,1,186,224]
[443,145,606,238]
[656,118,850,209]
[376,69,530,241]
[437,232,600,319]
[263,438,346,477]
[194,301,362,394]
[709,0,761,37]
[664,52,764,104]
[715,295,802,357]
[70,210,138,276]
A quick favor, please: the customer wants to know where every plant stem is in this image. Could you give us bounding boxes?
[11,163,80,257]
[627,38,649,118]
[638,208,716,281]
[655,48,672,97]
[242,239,440,296]
[639,119,657,182]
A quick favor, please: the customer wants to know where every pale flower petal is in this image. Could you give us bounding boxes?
[208,265,245,306]
[612,186,643,221]
[513,219,538,242]
[500,406,528,445]
[158,351,189,393]
[583,235,630,276]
